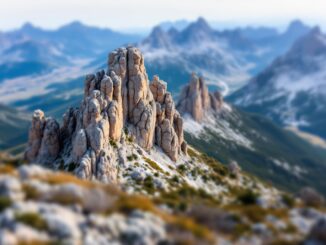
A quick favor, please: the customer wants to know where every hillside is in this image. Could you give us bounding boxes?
[0,104,29,151]
[229,27,326,140]
[177,74,326,196]
[0,153,325,244]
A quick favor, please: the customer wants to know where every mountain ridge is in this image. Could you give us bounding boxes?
[228,27,326,139]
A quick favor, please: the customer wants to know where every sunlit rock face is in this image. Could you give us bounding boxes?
[25,46,187,183]
[177,73,224,122]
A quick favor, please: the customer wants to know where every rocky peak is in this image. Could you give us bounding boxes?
[285,19,310,37]
[188,17,212,33]
[177,17,215,44]
[288,26,326,58]
[142,26,172,49]
[25,46,187,183]
[177,73,224,122]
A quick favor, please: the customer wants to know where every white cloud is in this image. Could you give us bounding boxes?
[0,0,326,30]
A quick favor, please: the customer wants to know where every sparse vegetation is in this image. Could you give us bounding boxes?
[177,164,187,174]
[0,164,16,175]
[143,176,155,194]
[144,157,163,172]
[0,197,12,212]
[15,212,48,231]
[34,172,96,189]
[109,139,118,149]
[127,154,138,161]
[237,189,259,205]
[22,183,40,200]
[281,193,295,208]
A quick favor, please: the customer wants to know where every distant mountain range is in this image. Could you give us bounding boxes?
[229,27,326,140]
[140,18,311,95]
[0,21,142,83]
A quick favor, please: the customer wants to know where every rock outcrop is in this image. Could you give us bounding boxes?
[25,46,187,183]
[25,110,60,165]
[177,73,223,122]
[150,76,187,161]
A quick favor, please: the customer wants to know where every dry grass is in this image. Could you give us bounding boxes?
[0,164,17,176]
[0,197,12,212]
[143,157,163,172]
[108,194,215,243]
[15,212,48,231]
[22,183,41,200]
[34,172,97,189]
[17,240,55,245]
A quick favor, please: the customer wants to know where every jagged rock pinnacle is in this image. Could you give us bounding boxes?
[25,46,187,183]
[177,73,223,122]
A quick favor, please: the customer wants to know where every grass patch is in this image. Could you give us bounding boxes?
[143,176,155,194]
[109,194,215,243]
[22,184,41,200]
[144,157,163,172]
[237,189,259,205]
[177,164,187,174]
[187,148,199,158]
[109,139,118,149]
[155,184,218,210]
[15,212,48,231]
[48,193,82,205]
[225,204,268,223]
[17,240,56,245]
[0,196,12,212]
[127,154,138,162]
[281,193,295,208]
[34,172,96,189]
[0,164,16,175]
[233,223,251,238]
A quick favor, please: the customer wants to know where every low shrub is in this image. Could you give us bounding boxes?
[0,197,12,212]
[15,212,48,231]
[144,157,163,172]
[237,190,259,205]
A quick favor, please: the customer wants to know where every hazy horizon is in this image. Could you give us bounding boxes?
[1,0,326,32]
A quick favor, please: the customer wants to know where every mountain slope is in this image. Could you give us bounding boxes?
[229,27,326,139]
[0,104,29,150]
[1,149,325,244]
[177,75,326,196]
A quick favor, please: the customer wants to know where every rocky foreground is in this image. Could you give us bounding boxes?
[1,150,326,245]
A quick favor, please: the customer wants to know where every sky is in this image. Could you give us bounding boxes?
[1,0,326,31]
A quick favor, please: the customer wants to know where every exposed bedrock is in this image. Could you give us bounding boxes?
[25,46,187,183]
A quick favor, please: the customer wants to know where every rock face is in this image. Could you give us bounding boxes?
[150,76,187,161]
[177,73,223,122]
[25,46,186,183]
[25,110,60,165]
